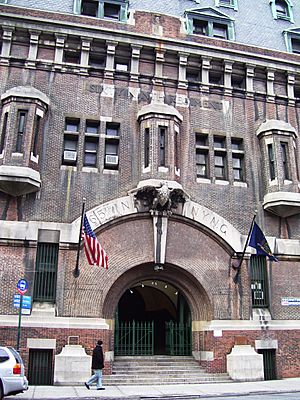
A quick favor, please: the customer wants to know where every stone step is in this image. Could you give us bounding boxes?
[112,368,205,374]
[103,376,231,385]
[106,356,232,386]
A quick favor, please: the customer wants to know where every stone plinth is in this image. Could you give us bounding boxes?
[227,345,264,381]
[54,345,91,385]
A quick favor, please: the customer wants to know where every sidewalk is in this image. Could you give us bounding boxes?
[6,378,300,399]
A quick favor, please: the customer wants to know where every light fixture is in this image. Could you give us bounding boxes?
[154,281,157,286]
[130,289,133,294]
[141,283,144,288]
[175,291,178,295]
[164,284,168,289]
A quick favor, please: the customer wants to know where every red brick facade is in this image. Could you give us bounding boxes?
[0,2,299,383]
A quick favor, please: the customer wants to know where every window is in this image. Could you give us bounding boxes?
[63,137,78,165]
[213,23,227,39]
[291,38,300,54]
[214,136,226,179]
[250,256,269,308]
[175,130,180,170]
[75,0,128,22]
[81,0,98,16]
[231,139,244,181]
[16,111,27,152]
[214,136,226,149]
[0,112,8,154]
[193,20,208,35]
[185,7,235,40]
[280,142,290,180]
[232,156,243,181]
[196,151,208,178]
[63,118,79,166]
[104,123,119,169]
[84,121,99,167]
[270,0,293,21]
[215,0,238,10]
[276,0,288,17]
[159,127,166,167]
[268,144,276,180]
[33,243,59,302]
[214,154,226,179]
[104,3,120,20]
[32,115,41,157]
[65,118,79,132]
[144,128,150,168]
[196,133,209,178]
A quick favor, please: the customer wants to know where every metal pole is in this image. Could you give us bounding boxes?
[16,295,23,352]
[73,199,86,278]
[233,212,257,283]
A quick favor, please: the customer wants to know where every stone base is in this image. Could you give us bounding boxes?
[227,344,264,381]
[54,345,91,385]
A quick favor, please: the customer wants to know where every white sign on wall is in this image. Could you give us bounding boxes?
[281,298,300,306]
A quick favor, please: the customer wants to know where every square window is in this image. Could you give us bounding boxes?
[81,0,98,16]
[86,121,99,134]
[214,136,226,148]
[84,138,98,167]
[196,134,208,147]
[193,20,208,35]
[231,138,243,150]
[104,3,120,20]
[106,123,119,136]
[64,50,80,64]
[65,119,79,132]
[291,39,300,54]
[213,23,227,39]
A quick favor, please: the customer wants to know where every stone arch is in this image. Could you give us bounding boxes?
[102,262,213,321]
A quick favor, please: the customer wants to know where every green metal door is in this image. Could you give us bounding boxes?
[258,349,277,380]
[165,321,192,356]
[115,320,154,355]
[28,349,53,385]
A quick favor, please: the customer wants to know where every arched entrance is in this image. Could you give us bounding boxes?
[115,278,192,356]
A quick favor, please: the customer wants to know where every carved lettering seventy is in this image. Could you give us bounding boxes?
[85,84,225,111]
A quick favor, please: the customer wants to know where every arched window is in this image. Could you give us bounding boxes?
[270,0,293,22]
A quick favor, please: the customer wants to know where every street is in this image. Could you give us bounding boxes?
[6,392,300,400]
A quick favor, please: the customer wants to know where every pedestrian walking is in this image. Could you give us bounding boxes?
[85,340,105,390]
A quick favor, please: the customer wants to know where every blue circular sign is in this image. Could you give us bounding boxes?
[17,279,28,295]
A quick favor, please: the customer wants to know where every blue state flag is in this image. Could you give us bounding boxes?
[248,222,278,261]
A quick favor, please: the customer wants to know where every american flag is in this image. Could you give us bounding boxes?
[82,214,108,269]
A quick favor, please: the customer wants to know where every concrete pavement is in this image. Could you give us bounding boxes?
[5,377,300,399]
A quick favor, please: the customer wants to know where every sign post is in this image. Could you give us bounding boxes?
[16,279,28,352]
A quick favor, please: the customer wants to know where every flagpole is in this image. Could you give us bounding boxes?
[73,198,86,278]
[233,211,257,284]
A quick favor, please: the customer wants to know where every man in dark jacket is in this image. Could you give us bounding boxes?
[85,340,105,390]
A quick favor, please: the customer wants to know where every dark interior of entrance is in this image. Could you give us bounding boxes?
[117,280,191,355]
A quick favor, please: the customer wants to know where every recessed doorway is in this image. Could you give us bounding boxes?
[115,280,191,355]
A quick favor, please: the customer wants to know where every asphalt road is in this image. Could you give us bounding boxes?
[7,393,300,400]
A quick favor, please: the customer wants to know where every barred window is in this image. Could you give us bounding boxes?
[250,256,269,308]
[16,111,27,152]
[268,144,276,180]
[280,142,290,180]
[33,243,59,302]
[0,112,8,154]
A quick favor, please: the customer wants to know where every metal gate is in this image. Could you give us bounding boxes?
[115,320,154,356]
[258,349,277,380]
[165,321,192,356]
[28,349,53,385]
